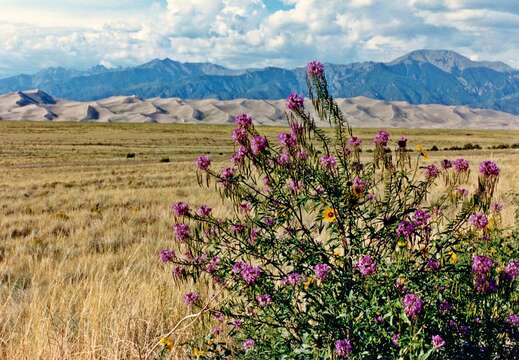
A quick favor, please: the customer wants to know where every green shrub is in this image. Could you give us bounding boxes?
[159,62,518,359]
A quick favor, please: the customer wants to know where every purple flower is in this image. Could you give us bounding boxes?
[313,263,331,281]
[307,61,324,77]
[235,113,253,128]
[288,179,302,193]
[283,272,302,286]
[391,333,400,347]
[277,152,291,166]
[251,135,268,155]
[397,136,407,148]
[469,213,489,230]
[232,262,246,275]
[256,294,272,307]
[239,202,252,214]
[320,155,337,169]
[231,223,245,234]
[438,300,452,314]
[231,319,243,329]
[474,273,497,294]
[231,145,248,164]
[286,92,305,111]
[397,220,415,239]
[264,217,275,226]
[503,261,519,280]
[196,155,211,171]
[243,339,255,351]
[159,249,175,263]
[231,126,248,144]
[490,202,504,213]
[472,255,493,274]
[196,205,212,217]
[506,314,519,326]
[278,132,297,147]
[172,266,185,278]
[441,159,452,170]
[373,130,390,146]
[456,187,469,197]
[211,326,222,335]
[352,176,367,196]
[414,209,431,226]
[183,292,199,306]
[173,223,190,242]
[206,256,220,273]
[425,164,440,179]
[219,167,235,183]
[213,312,225,323]
[427,259,440,271]
[241,226,254,242]
[403,293,423,319]
[171,201,190,217]
[453,158,469,173]
[479,160,500,177]
[356,255,377,276]
[432,335,445,350]
[241,264,262,285]
[335,338,352,358]
[348,136,362,148]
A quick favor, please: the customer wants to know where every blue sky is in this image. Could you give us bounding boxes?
[0,0,518,77]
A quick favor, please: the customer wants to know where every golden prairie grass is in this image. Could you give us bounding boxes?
[0,121,518,359]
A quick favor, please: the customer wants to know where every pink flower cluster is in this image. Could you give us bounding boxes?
[235,113,253,128]
[356,255,377,276]
[171,201,189,217]
[424,164,440,179]
[173,223,190,242]
[313,263,331,280]
[183,291,199,306]
[196,155,211,171]
[335,338,352,358]
[403,293,423,319]
[453,158,469,173]
[286,92,305,111]
[282,272,302,286]
[232,261,262,285]
[373,130,390,146]
[479,160,500,177]
[469,212,489,230]
[320,155,337,169]
[307,61,324,77]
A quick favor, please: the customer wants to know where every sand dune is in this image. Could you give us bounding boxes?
[2,89,519,129]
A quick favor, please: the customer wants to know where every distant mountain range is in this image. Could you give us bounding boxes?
[2,49,519,114]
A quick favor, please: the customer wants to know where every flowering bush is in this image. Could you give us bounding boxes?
[159,62,518,359]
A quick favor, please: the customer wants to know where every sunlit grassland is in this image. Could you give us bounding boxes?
[1,121,518,359]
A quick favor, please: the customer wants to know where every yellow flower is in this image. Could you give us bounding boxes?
[397,240,407,248]
[304,276,314,290]
[192,349,207,357]
[159,337,174,351]
[323,208,337,222]
[333,247,344,257]
[415,144,429,160]
[449,252,458,265]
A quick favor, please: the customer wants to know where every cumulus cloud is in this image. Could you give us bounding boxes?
[0,0,518,77]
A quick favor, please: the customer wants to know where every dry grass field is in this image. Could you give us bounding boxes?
[1,121,519,359]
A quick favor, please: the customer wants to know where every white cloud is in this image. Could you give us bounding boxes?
[0,0,519,77]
